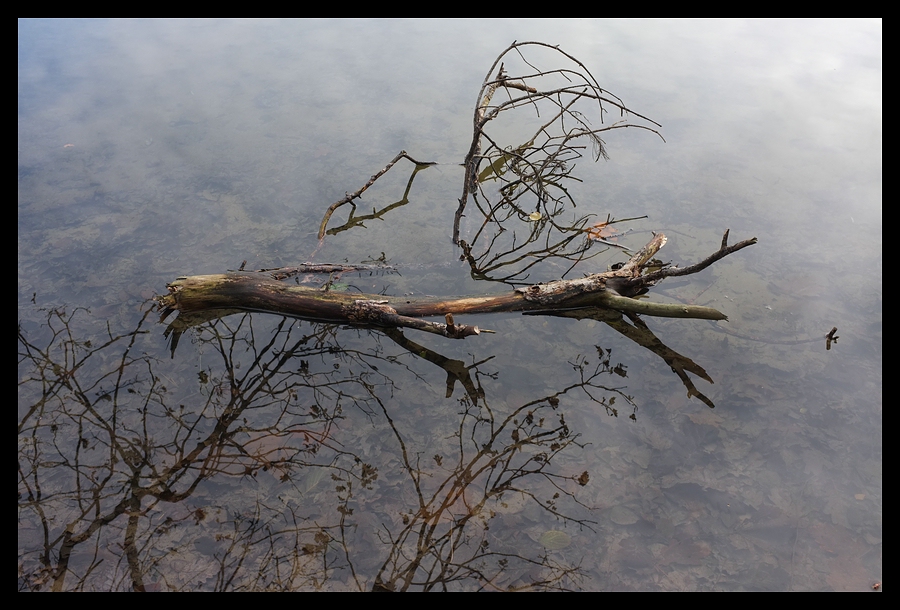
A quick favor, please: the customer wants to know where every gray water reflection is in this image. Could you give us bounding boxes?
[19,19,881,591]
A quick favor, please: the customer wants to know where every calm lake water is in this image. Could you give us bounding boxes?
[18,19,881,591]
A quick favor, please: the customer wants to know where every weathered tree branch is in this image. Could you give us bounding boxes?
[159,231,755,338]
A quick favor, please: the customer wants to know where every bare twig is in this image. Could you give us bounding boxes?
[317,151,435,240]
[615,230,759,293]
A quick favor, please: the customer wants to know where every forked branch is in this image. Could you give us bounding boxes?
[318,151,436,240]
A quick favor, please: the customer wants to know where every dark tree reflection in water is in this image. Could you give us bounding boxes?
[19,303,640,591]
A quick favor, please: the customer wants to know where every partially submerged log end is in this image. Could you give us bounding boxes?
[597,292,728,321]
[157,274,239,320]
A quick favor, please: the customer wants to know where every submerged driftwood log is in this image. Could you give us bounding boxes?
[158,231,757,339]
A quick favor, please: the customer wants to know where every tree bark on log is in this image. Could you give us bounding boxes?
[158,231,757,339]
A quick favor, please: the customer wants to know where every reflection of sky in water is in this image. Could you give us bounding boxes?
[19,20,881,591]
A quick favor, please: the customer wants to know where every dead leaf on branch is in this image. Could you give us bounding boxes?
[587,221,619,242]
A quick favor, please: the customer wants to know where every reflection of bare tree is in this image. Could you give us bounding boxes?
[365,345,635,591]
[18,306,375,590]
[19,304,638,591]
[19,306,161,591]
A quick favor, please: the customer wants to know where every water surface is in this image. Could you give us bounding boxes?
[18,19,881,591]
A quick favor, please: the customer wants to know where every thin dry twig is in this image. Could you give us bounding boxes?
[317,151,435,240]
[615,229,759,293]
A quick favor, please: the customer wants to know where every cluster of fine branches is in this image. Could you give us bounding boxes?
[315,41,664,284]
[453,40,664,282]
[17,306,392,591]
